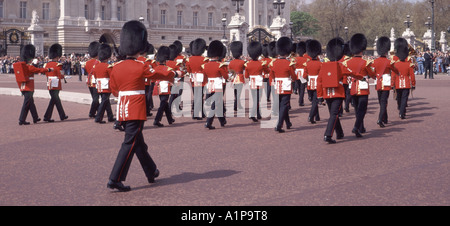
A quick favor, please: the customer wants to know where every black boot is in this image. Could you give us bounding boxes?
[324,136,336,144]
[107,180,131,192]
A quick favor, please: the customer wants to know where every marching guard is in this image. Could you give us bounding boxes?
[317,38,346,144]
[186,38,208,120]
[137,41,154,117]
[43,43,68,123]
[93,44,115,124]
[294,41,309,107]
[269,37,297,133]
[392,38,416,119]
[228,41,246,112]
[84,41,101,118]
[13,44,52,125]
[304,40,323,124]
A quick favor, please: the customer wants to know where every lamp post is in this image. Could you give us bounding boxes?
[273,0,286,16]
[425,16,432,30]
[289,21,293,40]
[232,0,245,14]
[404,15,413,29]
[430,0,435,51]
[222,17,228,40]
[138,16,144,23]
[344,26,348,42]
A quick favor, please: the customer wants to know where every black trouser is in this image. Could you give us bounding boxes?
[352,95,368,132]
[424,62,433,79]
[325,98,344,137]
[145,85,151,115]
[155,94,173,123]
[250,89,261,118]
[377,90,390,123]
[169,80,184,113]
[95,93,114,122]
[297,81,307,106]
[148,82,155,110]
[44,90,66,120]
[343,84,351,111]
[276,94,291,129]
[233,83,244,110]
[109,120,156,182]
[308,90,320,120]
[205,92,226,126]
[263,78,271,101]
[88,87,99,117]
[396,89,410,117]
[19,91,39,123]
[192,86,205,118]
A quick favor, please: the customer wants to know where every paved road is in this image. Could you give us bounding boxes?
[1,72,449,206]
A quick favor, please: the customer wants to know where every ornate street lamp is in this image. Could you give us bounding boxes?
[289,21,294,40]
[404,15,413,29]
[273,0,286,16]
[429,0,435,51]
[425,16,432,30]
[232,0,245,14]
[222,17,228,40]
[138,16,144,23]
[344,26,349,42]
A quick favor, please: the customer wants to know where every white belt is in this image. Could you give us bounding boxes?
[119,90,145,96]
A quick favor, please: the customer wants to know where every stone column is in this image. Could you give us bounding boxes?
[111,0,118,21]
[228,13,249,56]
[95,0,101,21]
[423,29,432,50]
[439,31,447,52]
[28,10,44,57]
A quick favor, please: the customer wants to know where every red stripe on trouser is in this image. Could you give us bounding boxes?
[331,102,342,137]
[117,121,142,182]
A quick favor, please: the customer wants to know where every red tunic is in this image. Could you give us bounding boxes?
[343,56,375,96]
[110,59,171,121]
[317,61,346,99]
[228,59,246,84]
[371,56,397,91]
[303,59,322,90]
[261,57,273,79]
[186,55,208,87]
[392,61,416,89]
[85,58,99,87]
[202,60,229,93]
[13,61,48,92]
[43,61,64,90]
[294,56,309,82]
[92,62,113,93]
[152,64,176,95]
[269,58,296,95]
[245,60,269,90]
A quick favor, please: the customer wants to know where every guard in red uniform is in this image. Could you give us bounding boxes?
[153,46,176,127]
[93,44,115,124]
[186,38,208,120]
[137,41,154,117]
[392,38,416,119]
[267,41,278,114]
[245,41,269,122]
[203,40,229,129]
[168,41,186,113]
[344,33,376,137]
[294,41,309,106]
[43,43,68,122]
[303,40,323,124]
[261,43,272,103]
[269,37,297,133]
[372,37,397,127]
[228,41,246,112]
[13,44,51,125]
[84,41,101,118]
[338,42,352,113]
[107,20,168,192]
[317,38,346,143]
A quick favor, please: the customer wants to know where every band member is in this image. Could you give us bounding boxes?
[137,41,154,117]
[392,38,416,119]
[186,38,208,120]
[228,41,245,112]
[372,37,397,127]
[153,46,177,127]
[13,44,52,125]
[261,44,272,103]
[344,33,376,137]
[107,20,166,192]
[43,43,68,122]
[339,42,352,113]
[317,38,346,144]
[203,40,229,129]
[294,41,309,106]
[269,37,296,133]
[93,44,115,124]
[303,40,323,124]
[84,41,101,118]
[245,41,269,122]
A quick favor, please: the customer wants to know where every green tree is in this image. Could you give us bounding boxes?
[290,11,320,39]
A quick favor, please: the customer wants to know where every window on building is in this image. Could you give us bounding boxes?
[161,10,166,25]
[193,12,198,26]
[84,4,88,19]
[101,5,105,20]
[117,6,122,21]
[177,11,182,26]
[20,1,27,19]
[208,12,213,27]
[0,0,4,18]
[42,3,50,20]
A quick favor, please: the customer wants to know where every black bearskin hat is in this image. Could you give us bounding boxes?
[343,41,351,57]
[169,44,178,61]
[156,46,170,64]
[207,40,224,58]
[306,39,322,59]
[147,43,155,55]
[247,41,262,61]
[140,41,150,55]
[349,33,367,54]
[119,20,148,56]
[268,41,277,58]
[20,44,36,62]
[230,41,243,59]
[98,44,112,62]
[326,37,345,62]
[262,44,269,58]
[173,40,183,56]
[48,43,63,59]
[191,38,207,56]
[394,38,409,61]
[221,44,227,61]
[276,36,293,56]
[88,41,101,58]
[377,36,391,56]
[296,41,306,56]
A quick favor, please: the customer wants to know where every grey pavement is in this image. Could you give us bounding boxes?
[1,72,449,206]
